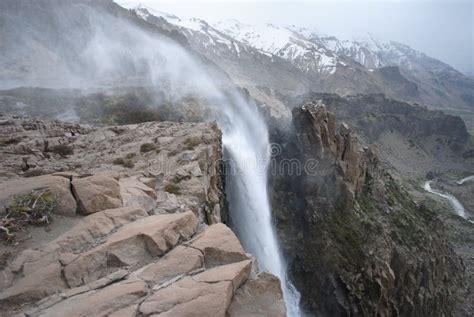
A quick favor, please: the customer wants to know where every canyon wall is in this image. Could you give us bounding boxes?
[271,102,463,316]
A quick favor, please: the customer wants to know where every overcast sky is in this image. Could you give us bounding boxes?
[116,0,473,75]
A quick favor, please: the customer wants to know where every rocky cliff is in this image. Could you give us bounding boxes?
[0,115,286,316]
[287,93,474,179]
[271,102,463,316]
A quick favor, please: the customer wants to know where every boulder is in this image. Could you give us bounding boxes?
[192,260,252,291]
[119,177,156,212]
[0,175,77,216]
[189,223,248,268]
[227,272,286,317]
[50,206,148,253]
[0,261,66,308]
[72,175,122,214]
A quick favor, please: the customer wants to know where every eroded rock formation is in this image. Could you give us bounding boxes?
[0,116,286,316]
[271,101,463,316]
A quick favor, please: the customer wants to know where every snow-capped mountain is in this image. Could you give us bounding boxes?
[317,34,455,75]
[133,5,348,75]
[128,4,473,112]
[212,20,343,74]
[133,5,248,58]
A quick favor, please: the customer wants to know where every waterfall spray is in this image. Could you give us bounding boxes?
[220,92,302,317]
[9,3,303,313]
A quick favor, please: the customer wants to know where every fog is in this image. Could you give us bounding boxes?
[1,0,304,313]
[117,0,473,76]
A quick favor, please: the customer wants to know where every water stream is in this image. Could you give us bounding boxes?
[423,179,472,221]
[457,175,474,185]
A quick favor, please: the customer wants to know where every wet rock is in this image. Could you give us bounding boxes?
[189,223,248,268]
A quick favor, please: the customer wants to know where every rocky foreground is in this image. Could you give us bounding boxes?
[0,116,286,316]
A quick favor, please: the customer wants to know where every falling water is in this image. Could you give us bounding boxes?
[10,4,303,314]
[221,92,302,317]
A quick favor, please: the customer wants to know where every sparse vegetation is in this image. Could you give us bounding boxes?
[164,183,181,195]
[122,159,135,168]
[140,143,158,153]
[1,191,56,243]
[113,157,125,165]
[75,92,161,125]
[112,157,134,168]
[184,137,200,150]
[125,153,136,159]
[167,149,179,157]
[0,137,21,146]
[50,144,74,157]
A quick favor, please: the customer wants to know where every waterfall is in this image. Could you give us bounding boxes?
[221,92,302,317]
[423,181,467,219]
[17,5,303,313]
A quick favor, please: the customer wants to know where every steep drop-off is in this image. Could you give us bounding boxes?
[271,102,463,316]
[0,115,287,316]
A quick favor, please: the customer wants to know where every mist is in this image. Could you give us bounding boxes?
[0,0,304,313]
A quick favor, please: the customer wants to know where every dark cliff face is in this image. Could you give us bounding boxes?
[285,93,474,179]
[270,102,463,316]
[291,93,470,143]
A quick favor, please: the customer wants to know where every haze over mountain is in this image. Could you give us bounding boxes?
[117,0,473,77]
[124,2,474,129]
[0,1,473,317]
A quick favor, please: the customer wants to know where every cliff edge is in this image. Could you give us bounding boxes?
[271,102,463,316]
[0,115,286,316]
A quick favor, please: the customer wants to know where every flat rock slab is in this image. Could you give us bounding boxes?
[0,206,147,307]
[37,280,148,317]
[133,245,203,286]
[64,211,198,287]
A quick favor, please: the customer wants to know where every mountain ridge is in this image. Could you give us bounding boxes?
[128,4,474,114]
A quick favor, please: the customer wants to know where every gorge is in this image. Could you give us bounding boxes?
[423,181,467,219]
[0,0,473,316]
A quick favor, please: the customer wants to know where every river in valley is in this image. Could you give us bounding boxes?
[423,176,473,222]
